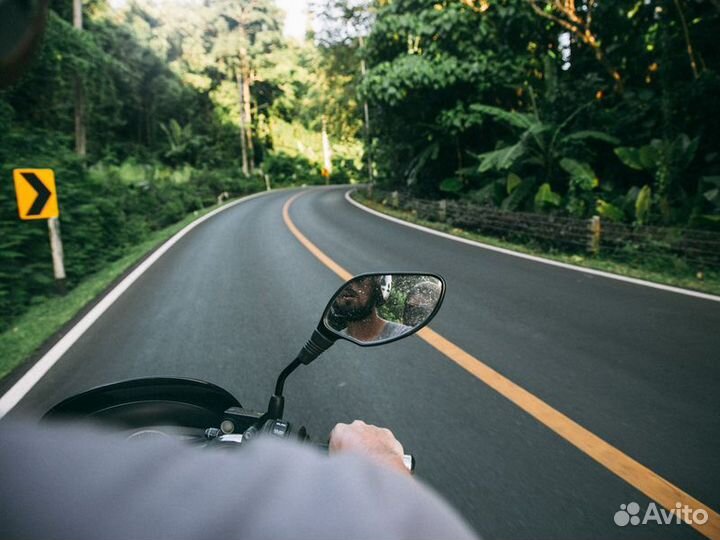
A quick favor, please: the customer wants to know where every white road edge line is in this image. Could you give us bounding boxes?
[0,189,278,419]
[344,189,720,303]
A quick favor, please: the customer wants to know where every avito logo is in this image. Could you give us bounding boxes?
[614,502,708,527]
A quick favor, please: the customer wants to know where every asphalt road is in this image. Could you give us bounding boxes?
[4,186,719,539]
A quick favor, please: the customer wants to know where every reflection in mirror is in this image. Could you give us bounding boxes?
[324,274,444,345]
[403,279,443,327]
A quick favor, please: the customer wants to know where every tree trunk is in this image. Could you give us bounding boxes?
[359,36,373,186]
[242,66,254,173]
[673,0,700,79]
[74,80,86,157]
[73,0,86,157]
[322,116,332,184]
[73,0,82,28]
[235,68,249,176]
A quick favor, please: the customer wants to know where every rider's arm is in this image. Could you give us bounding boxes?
[0,420,479,540]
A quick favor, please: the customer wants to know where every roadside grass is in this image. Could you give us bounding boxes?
[0,201,235,382]
[352,192,720,297]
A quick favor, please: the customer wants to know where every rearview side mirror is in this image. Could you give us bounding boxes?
[322,273,445,346]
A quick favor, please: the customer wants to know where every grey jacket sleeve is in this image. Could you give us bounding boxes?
[0,422,479,540]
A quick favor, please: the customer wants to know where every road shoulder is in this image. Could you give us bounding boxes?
[346,189,720,301]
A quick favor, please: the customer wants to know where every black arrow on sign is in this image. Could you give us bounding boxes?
[21,172,52,216]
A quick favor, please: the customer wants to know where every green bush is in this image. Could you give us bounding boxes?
[262,151,326,186]
[0,154,255,331]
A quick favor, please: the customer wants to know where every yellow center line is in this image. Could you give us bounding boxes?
[282,190,720,539]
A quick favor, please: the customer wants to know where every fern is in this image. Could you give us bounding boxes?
[469,104,535,129]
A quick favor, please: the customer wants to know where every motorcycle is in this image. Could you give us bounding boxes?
[43,272,446,472]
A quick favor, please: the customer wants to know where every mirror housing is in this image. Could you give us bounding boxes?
[298,272,445,365]
[322,273,445,347]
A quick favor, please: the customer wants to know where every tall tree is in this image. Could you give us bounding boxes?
[311,0,373,180]
[207,0,284,174]
[73,0,86,156]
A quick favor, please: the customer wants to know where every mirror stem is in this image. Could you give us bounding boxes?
[266,357,301,419]
[274,358,301,397]
[297,329,335,365]
[267,330,335,419]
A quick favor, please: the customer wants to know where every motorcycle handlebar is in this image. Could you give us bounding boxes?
[315,443,415,474]
[215,424,415,473]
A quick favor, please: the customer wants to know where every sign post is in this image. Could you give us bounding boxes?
[47,217,66,282]
[588,215,602,256]
[12,169,66,290]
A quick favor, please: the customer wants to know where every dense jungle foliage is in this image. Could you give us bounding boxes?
[318,0,720,228]
[0,0,360,329]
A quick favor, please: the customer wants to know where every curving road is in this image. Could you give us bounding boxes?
[2,186,719,539]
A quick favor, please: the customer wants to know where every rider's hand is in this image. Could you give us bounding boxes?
[329,420,410,475]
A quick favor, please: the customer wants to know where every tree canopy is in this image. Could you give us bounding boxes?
[344,0,720,228]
